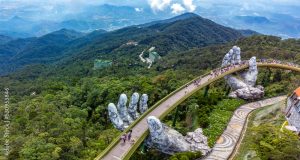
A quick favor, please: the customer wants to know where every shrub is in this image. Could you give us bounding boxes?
[168,151,202,160]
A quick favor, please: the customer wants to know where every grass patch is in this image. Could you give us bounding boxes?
[203,99,245,147]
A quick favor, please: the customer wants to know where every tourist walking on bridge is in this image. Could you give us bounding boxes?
[121,134,126,143]
[127,129,133,141]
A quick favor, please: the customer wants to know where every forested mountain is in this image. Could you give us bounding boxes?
[55,12,243,69]
[0,35,13,45]
[2,13,299,160]
[0,13,243,75]
[138,12,199,27]
[0,29,84,75]
[238,29,260,37]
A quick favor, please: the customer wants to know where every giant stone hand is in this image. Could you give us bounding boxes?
[241,57,258,86]
[139,94,148,114]
[128,92,140,120]
[117,93,133,127]
[108,103,125,131]
[145,116,211,155]
[108,93,149,131]
[222,46,264,100]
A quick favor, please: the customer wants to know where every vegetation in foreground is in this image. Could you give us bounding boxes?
[131,92,244,160]
[234,101,300,160]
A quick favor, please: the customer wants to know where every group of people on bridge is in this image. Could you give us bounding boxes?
[208,58,299,81]
[184,61,248,94]
[209,61,249,79]
[183,58,298,95]
[258,59,299,68]
[120,129,135,144]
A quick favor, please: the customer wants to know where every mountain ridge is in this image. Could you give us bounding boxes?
[0,28,85,74]
[0,35,14,45]
[138,12,199,27]
[0,13,246,75]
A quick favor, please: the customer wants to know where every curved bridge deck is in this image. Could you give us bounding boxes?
[96,61,300,160]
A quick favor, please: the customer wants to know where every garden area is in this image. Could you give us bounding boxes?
[233,100,300,160]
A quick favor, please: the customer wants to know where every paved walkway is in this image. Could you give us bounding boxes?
[98,61,300,160]
[203,96,287,160]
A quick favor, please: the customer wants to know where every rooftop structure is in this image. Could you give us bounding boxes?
[139,47,161,68]
[149,51,161,62]
[285,87,300,135]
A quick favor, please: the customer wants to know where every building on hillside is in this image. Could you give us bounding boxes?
[284,87,300,135]
[125,41,138,46]
[149,51,161,62]
[138,46,161,69]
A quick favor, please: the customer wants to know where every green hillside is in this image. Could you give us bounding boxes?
[0,35,13,45]
[0,13,300,160]
[0,29,85,75]
[0,13,243,76]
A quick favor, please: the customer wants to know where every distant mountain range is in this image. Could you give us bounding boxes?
[0,4,299,39]
[227,15,300,38]
[0,29,85,74]
[0,13,250,76]
[194,4,300,39]
[0,4,166,38]
[0,35,13,45]
[234,16,272,24]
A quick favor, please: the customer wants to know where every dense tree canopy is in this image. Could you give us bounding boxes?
[0,35,300,159]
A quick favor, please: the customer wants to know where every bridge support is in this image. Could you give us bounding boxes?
[204,85,210,97]
[172,106,179,127]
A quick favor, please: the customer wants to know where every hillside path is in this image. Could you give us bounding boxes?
[202,96,287,160]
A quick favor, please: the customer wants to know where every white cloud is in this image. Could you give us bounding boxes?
[148,0,197,14]
[135,8,143,12]
[197,0,300,7]
[182,0,196,12]
[148,0,172,12]
[171,3,185,14]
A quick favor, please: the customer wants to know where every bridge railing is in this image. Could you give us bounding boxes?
[256,59,299,68]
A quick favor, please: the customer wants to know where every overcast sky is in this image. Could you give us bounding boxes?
[0,0,300,20]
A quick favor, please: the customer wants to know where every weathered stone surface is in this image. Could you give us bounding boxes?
[232,46,241,64]
[128,92,140,120]
[185,128,211,154]
[222,50,231,67]
[223,46,264,100]
[241,57,258,87]
[146,116,211,155]
[117,94,133,127]
[139,94,148,114]
[108,93,149,131]
[229,86,264,100]
[108,103,125,131]
[222,46,241,67]
[225,76,248,91]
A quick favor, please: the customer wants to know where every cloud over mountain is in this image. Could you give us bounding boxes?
[171,3,185,14]
[148,0,172,12]
[183,0,196,12]
[148,0,197,14]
